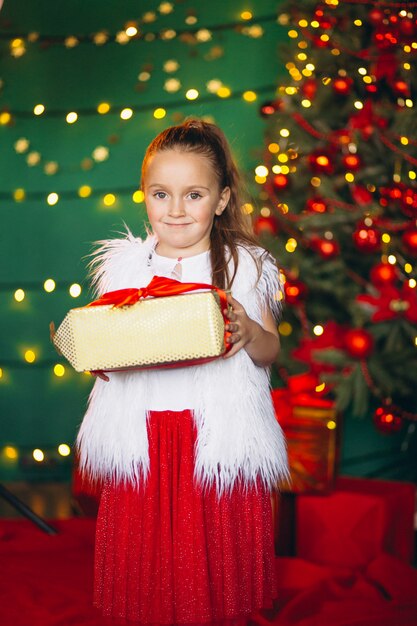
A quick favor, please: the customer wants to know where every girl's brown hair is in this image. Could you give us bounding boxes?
[141,117,263,289]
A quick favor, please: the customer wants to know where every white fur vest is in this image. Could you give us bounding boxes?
[76,226,289,494]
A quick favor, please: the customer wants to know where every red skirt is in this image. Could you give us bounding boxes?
[94,409,277,624]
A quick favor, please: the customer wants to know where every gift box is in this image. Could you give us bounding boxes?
[272,373,339,493]
[52,276,230,372]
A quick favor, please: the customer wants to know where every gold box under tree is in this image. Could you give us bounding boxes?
[53,291,226,372]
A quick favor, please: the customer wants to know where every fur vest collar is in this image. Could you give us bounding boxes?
[76,226,289,494]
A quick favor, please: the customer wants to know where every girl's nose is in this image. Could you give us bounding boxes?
[168,199,186,216]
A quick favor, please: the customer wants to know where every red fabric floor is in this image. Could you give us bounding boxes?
[1,518,417,626]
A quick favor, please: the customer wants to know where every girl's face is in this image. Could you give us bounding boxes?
[143,149,230,258]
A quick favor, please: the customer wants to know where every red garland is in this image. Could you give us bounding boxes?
[378,132,417,168]
[332,1,417,7]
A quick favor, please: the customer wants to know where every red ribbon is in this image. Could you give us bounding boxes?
[85,275,232,352]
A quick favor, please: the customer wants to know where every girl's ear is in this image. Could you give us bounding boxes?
[215,186,231,216]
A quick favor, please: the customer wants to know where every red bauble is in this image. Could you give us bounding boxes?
[284,279,307,305]
[399,17,416,37]
[342,154,362,171]
[259,100,281,118]
[369,8,384,26]
[308,150,334,174]
[370,262,398,286]
[311,238,340,259]
[306,196,328,213]
[344,328,374,359]
[351,185,373,206]
[373,406,403,434]
[272,173,289,191]
[352,224,381,252]
[392,78,410,97]
[401,188,417,217]
[301,78,318,100]
[402,228,417,255]
[332,77,353,95]
[253,215,278,236]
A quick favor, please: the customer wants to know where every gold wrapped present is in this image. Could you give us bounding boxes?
[51,276,230,372]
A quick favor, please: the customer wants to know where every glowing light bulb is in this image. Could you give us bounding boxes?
[69,283,82,297]
[243,90,257,102]
[4,446,18,460]
[54,364,65,377]
[33,449,44,462]
[25,350,36,363]
[255,165,268,177]
[66,111,78,124]
[58,443,71,456]
[78,185,92,198]
[120,108,133,120]
[132,190,145,203]
[185,89,199,100]
[313,325,324,336]
[14,289,25,302]
[33,104,45,115]
[103,193,116,206]
[153,107,166,119]
[44,279,56,292]
[97,102,110,114]
[47,192,59,206]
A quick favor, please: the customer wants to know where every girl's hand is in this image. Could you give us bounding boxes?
[90,370,110,382]
[223,294,280,366]
[223,294,258,359]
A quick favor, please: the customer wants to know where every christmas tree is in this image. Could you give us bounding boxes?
[256,0,417,434]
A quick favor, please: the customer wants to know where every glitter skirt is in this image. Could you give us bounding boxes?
[94,409,277,624]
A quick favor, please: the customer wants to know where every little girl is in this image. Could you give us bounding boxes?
[77,118,289,625]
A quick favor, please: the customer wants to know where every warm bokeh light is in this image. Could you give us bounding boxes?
[120,108,133,120]
[25,350,36,363]
[78,185,92,198]
[97,102,111,114]
[3,446,18,460]
[103,193,116,206]
[153,107,166,119]
[14,289,25,302]
[69,283,82,297]
[58,443,71,456]
[185,89,199,100]
[33,104,45,115]
[33,449,44,462]
[47,192,59,206]
[44,279,56,292]
[66,111,78,124]
[132,190,145,203]
[54,364,66,377]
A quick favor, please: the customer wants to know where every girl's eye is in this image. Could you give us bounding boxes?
[154,191,167,199]
[189,192,202,200]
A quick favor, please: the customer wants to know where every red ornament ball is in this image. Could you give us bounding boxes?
[259,100,281,118]
[369,8,384,25]
[308,150,334,174]
[284,279,307,305]
[332,77,353,95]
[399,17,416,37]
[301,78,318,100]
[342,154,362,171]
[370,262,398,286]
[373,406,403,434]
[344,328,374,359]
[401,187,417,216]
[402,228,417,255]
[306,196,328,213]
[352,224,381,252]
[392,79,410,97]
[253,215,278,236]
[311,238,340,259]
[272,173,290,192]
